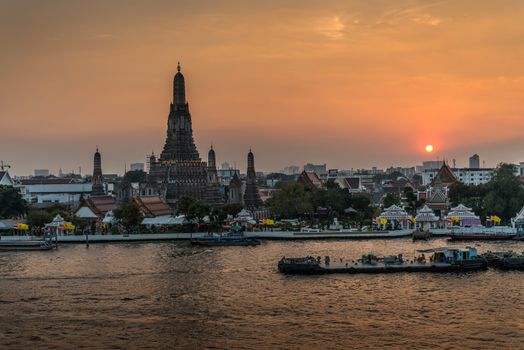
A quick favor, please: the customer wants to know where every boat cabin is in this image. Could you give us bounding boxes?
[424,247,478,263]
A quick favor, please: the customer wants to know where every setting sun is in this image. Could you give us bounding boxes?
[425,145,434,153]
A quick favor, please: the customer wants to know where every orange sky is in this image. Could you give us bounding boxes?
[1,0,524,175]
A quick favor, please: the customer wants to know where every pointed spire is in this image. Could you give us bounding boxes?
[173,62,186,104]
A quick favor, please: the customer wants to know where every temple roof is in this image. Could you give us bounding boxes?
[415,205,439,222]
[431,162,458,186]
[76,196,118,218]
[512,205,524,222]
[445,204,479,219]
[298,171,323,190]
[378,205,412,220]
[134,196,173,218]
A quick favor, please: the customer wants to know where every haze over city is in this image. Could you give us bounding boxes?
[2,0,524,175]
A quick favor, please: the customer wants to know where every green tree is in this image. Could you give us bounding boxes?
[266,183,313,219]
[312,186,351,217]
[123,170,147,183]
[403,187,418,215]
[26,210,53,228]
[483,163,524,223]
[176,196,210,224]
[0,185,27,219]
[221,203,243,217]
[383,192,400,208]
[114,202,143,228]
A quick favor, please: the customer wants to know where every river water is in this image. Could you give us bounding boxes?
[0,238,523,349]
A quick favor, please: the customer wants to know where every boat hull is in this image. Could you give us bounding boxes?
[0,241,55,251]
[278,259,487,275]
[190,238,260,247]
[448,234,516,241]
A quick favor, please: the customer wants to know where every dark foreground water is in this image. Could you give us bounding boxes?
[1,238,523,349]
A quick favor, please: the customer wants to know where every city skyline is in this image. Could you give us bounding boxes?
[2,0,524,175]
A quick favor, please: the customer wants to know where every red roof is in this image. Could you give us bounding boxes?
[80,196,118,217]
[345,177,361,189]
[298,171,323,190]
[134,196,172,217]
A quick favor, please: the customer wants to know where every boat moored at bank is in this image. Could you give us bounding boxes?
[448,226,517,240]
[190,233,260,246]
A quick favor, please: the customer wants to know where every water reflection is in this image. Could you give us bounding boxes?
[0,238,523,349]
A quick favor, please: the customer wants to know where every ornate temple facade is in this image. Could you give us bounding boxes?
[91,148,105,196]
[243,150,263,209]
[148,64,215,207]
[426,162,457,215]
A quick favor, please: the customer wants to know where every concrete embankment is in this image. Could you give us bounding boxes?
[0,233,209,243]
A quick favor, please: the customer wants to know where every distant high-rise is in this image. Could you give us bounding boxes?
[469,154,480,169]
[130,163,145,171]
[34,169,50,177]
[243,149,263,209]
[91,148,105,196]
[303,163,327,176]
[149,63,208,206]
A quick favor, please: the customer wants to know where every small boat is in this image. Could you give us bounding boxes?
[278,247,487,275]
[0,239,56,251]
[191,233,260,247]
[448,226,517,241]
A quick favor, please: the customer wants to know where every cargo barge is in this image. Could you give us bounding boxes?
[278,247,487,275]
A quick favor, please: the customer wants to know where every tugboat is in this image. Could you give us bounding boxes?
[278,247,487,275]
[191,232,260,247]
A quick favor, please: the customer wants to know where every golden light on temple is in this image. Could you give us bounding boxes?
[425,145,434,153]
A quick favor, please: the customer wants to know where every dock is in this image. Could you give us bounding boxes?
[0,232,212,244]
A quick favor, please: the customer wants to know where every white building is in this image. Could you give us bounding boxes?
[34,169,50,177]
[281,165,300,176]
[15,179,92,206]
[423,168,495,186]
[303,163,327,176]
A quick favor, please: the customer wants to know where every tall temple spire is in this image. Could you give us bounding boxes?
[208,146,216,169]
[91,148,105,196]
[150,64,209,206]
[173,62,186,105]
[205,145,223,206]
[243,149,263,209]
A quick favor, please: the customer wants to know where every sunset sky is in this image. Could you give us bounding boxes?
[1,0,524,175]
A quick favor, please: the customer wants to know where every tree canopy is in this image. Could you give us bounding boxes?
[123,170,147,183]
[114,202,143,228]
[176,196,210,223]
[383,192,400,208]
[266,183,313,219]
[0,185,27,219]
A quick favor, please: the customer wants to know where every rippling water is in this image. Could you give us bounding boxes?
[1,238,523,349]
